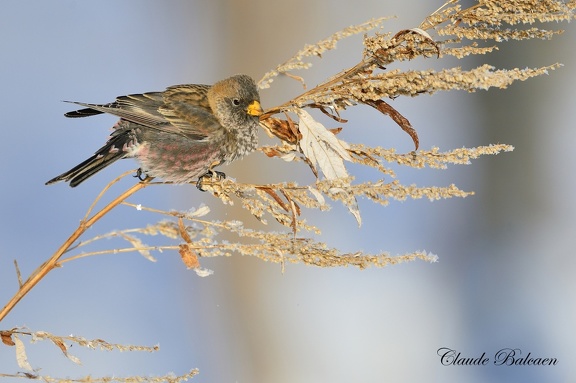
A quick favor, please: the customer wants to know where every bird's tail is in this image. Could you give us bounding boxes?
[45,133,131,187]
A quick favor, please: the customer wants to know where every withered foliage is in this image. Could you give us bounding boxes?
[0,328,196,383]
[1,1,575,381]
[21,0,570,276]
[260,0,571,155]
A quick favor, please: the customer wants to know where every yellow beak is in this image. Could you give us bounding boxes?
[247,100,263,117]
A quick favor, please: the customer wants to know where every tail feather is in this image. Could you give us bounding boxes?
[64,107,105,118]
[46,132,132,187]
[45,153,123,187]
[63,100,116,118]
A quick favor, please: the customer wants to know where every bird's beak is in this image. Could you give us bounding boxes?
[247,100,263,117]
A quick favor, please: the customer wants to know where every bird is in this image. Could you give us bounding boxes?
[46,74,263,188]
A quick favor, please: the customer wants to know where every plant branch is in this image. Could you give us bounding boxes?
[0,175,153,323]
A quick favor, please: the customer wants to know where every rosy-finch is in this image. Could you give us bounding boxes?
[46,74,263,188]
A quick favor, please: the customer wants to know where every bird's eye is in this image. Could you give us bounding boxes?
[232,98,241,106]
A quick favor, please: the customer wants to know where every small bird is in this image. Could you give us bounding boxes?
[46,74,263,188]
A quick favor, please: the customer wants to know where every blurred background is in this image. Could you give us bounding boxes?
[1,1,575,382]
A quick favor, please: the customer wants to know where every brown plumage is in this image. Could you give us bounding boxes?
[46,74,263,187]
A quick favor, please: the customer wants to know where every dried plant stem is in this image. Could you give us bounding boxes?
[0,174,152,323]
[262,59,372,117]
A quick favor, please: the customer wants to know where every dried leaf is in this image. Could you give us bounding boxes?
[364,99,419,150]
[51,337,82,365]
[120,233,156,262]
[66,353,82,365]
[13,334,33,371]
[259,187,290,212]
[296,109,352,180]
[408,28,434,42]
[261,147,282,158]
[302,154,319,178]
[284,113,301,142]
[308,186,326,206]
[310,103,349,122]
[179,244,200,269]
[1,331,15,346]
[187,205,210,218]
[194,268,214,277]
[329,187,362,227]
[281,189,301,235]
[393,28,440,57]
[178,218,193,243]
[51,337,68,354]
[281,189,301,217]
[280,151,298,162]
[260,116,301,144]
[13,260,23,288]
[260,145,299,162]
[284,72,307,88]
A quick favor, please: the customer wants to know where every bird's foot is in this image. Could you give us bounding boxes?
[134,168,148,181]
[196,170,226,192]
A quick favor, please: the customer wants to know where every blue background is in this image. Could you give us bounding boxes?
[0,1,575,382]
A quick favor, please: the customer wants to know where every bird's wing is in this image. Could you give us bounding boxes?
[64,84,218,140]
[157,84,224,138]
[64,91,167,126]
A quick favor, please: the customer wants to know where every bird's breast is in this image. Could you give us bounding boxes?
[222,120,259,164]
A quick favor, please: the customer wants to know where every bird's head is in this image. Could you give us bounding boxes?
[209,74,263,129]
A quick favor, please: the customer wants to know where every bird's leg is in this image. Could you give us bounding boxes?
[133,168,148,181]
[196,170,226,192]
[213,170,226,179]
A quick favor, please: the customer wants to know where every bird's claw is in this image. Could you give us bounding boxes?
[196,170,226,192]
[134,168,148,181]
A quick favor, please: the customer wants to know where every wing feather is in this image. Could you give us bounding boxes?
[63,84,218,139]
